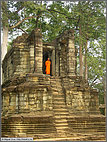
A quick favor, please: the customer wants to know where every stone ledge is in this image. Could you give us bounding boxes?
[2,111,54,118]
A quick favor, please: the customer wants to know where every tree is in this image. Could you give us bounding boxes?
[70,1,106,79]
[1,1,8,61]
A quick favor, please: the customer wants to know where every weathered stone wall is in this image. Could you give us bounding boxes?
[34,29,43,73]
[67,34,76,76]
[29,45,34,72]
[66,88,99,114]
[2,48,14,82]
[55,49,60,76]
[2,75,53,116]
[60,44,67,77]
[2,87,53,115]
[61,76,100,115]
[14,44,30,75]
[56,29,76,77]
[2,29,76,83]
[2,43,30,83]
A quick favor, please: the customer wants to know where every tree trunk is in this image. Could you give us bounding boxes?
[1,26,8,84]
[79,23,83,77]
[1,1,8,61]
[84,39,88,80]
[1,1,8,84]
[1,26,8,61]
[103,76,106,115]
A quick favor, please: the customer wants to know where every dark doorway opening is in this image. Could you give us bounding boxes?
[43,50,52,75]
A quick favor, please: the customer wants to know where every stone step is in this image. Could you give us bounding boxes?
[25,131,56,134]
[68,119,105,126]
[52,89,63,92]
[68,123,105,127]
[33,135,88,141]
[53,102,65,105]
[72,127,105,131]
[50,80,61,83]
[33,134,57,139]
[54,111,68,114]
[2,124,56,126]
[55,123,68,126]
[72,129,105,132]
[54,113,69,116]
[2,127,56,130]
[72,129,105,133]
[50,80,57,82]
[50,79,61,81]
[53,107,67,110]
[56,126,68,129]
[53,108,68,111]
[53,104,66,107]
[53,98,65,101]
[55,120,68,123]
[68,120,106,124]
[69,125,105,128]
[2,131,57,135]
[53,108,67,110]
[53,100,65,103]
[56,92,64,95]
[53,97,65,100]
[52,92,59,95]
[2,125,56,128]
[54,115,69,119]
[2,127,56,131]
[53,95,65,98]
[51,85,62,88]
[50,82,61,85]
[53,98,65,100]
[50,81,61,84]
[68,122,106,125]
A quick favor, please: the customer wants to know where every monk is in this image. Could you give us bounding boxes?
[45,58,51,75]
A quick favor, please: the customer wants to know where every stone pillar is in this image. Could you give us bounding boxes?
[2,92,9,114]
[52,49,55,76]
[29,45,34,72]
[55,50,60,76]
[34,28,43,73]
[8,92,16,114]
[67,31,76,76]
[16,93,19,113]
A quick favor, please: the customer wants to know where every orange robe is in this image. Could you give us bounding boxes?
[45,60,51,74]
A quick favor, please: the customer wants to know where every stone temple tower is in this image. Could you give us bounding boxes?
[1,28,106,141]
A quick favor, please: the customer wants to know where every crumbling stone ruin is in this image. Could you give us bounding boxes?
[1,28,106,141]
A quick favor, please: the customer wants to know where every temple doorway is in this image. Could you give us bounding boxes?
[43,49,52,75]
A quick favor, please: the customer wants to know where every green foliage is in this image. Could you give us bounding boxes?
[99,108,105,115]
[7,41,12,51]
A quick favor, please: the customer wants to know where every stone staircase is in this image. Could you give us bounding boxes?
[50,76,106,141]
[50,77,72,137]
[2,115,57,139]
[67,115,106,140]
